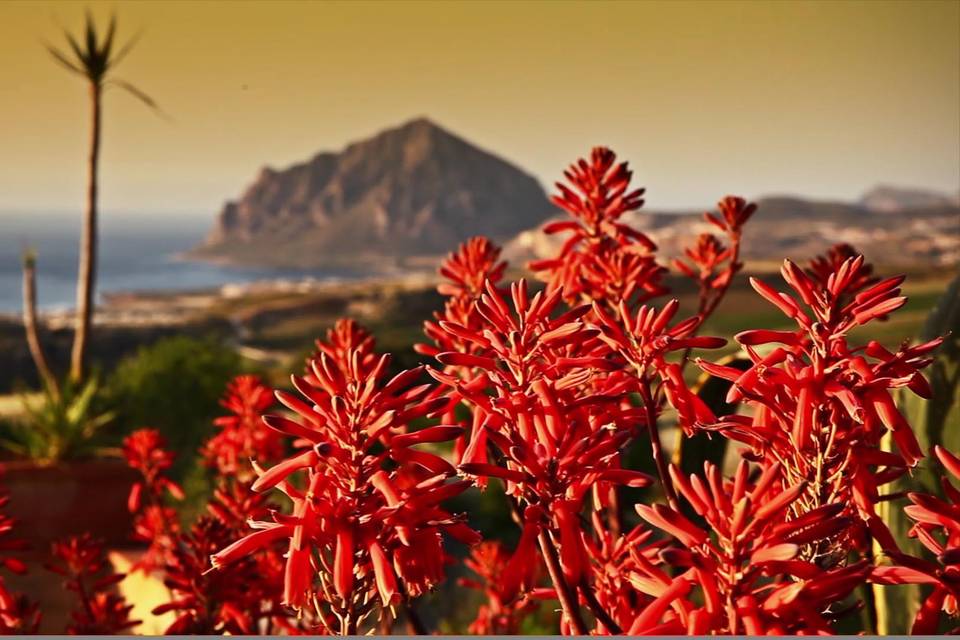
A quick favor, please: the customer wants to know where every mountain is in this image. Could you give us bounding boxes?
[860,185,960,213]
[193,118,556,271]
[505,190,960,269]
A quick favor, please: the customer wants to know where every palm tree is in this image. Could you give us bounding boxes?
[46,12,158,383]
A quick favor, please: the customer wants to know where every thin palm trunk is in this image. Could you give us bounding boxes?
[70,81,101,383]
[22,253,60,399]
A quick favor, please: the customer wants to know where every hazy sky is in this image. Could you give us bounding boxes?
[0,0,957,217]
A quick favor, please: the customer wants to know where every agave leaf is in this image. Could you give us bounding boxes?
[3,376,113,463]
[66,379,98,425]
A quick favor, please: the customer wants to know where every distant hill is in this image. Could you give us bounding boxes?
[193,119,959,272]
[506,192,960,269]
[193,118,556,271]
[859,185,960,213]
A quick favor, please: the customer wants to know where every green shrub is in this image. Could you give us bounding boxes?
[105,336,242,479]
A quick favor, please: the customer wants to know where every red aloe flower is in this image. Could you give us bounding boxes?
[153,516,288,634]
[0,480,37,634]
[807,243,878,295]
[437,235,508,301]
[698,256,941,560]
[46,534,140,634]
[0,593,40,635]
[123,428,185,572]
[416,237,509,463]
[0,491,28,582]
[632,460,866,634]
[529,147,667,308]
[590,298,726,508]
[153,375,296,635]
[307,317,378,378]
[430,279,655,633]
[418,235,508,360]
[672,196,755,319]
[582,519,666,634]
[872,446,960,633]
[202,375,283,478]
[459,540,543,634]
[205,477,274,531]
[211,320,478,634]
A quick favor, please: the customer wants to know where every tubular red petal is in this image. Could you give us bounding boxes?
[735,329,800,346]
[251,449,318,492]
[127,482,142,513]
[636,504,707,547]
[262,414,325,443]
[437,352,498,370]
[628,576,692,634]
[751,543,799,564]
[210,525,290,569]
[391,425,464,447]
[459,462,526,483]
[555,500,583,583]
[334,527,354,600]
[368,541,397,606]
[597,468,654,488]
[935,445,960,481]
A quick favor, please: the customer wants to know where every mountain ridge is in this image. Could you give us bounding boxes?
[194,119,959,271]
[194,118,556,270]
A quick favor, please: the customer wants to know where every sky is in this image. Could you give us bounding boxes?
[0,0,957,218]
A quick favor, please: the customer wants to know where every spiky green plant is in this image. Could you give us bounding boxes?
[1,378,114,464]
[46,11,158,384]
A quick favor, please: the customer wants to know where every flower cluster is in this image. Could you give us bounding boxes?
[123,428,185,572]
[459,540,543,634]
[196,147,950,637]
[418,236,508,360]
[201,375,282,479]
[0,482,38,634]
[211,324,479,633]
[873,445,960,633]
[672,196,755,318]
[46,534,139,634]
[153,516,279,634]
[806,242,878,294]
[142,379,295,634]
[530,147,667,309]
[416,238,510,463]
[698,255,940,561]
[631,461,867,634]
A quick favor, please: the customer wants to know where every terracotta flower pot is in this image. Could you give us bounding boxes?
[1,457,138,547]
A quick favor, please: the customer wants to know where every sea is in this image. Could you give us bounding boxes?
[0,211,321,314]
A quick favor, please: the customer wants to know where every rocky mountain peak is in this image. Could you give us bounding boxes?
[196,118,555,271]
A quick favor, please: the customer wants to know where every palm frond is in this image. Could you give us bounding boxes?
[84,10,97,59]
[63,28,89,68]
[108,28,142,69]
[99,13,117,61]
[108,78,168,119]
[45,44,85,76]
[50,12,140,83]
